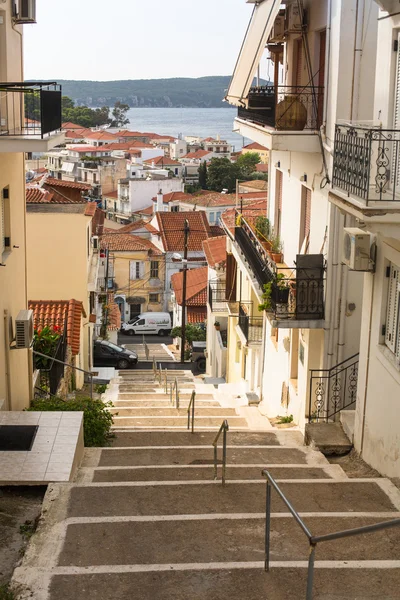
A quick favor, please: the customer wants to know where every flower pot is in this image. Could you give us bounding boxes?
[276,95,308,131]
[271,252,283,263]
[262,240,272,252]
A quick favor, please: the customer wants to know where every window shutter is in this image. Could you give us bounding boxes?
[305,187,311,239]
[385,263,400,353]
[225,253,237,302]
[129,261,136,280]
[392,35,400,186]
[274,170,283,236]
[139,262,145,279]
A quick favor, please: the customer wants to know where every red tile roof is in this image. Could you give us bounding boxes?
[85,130,118,141]
[100,233,163,254]
[171,266,208,306]
[221,199,268,235]
[239,180,268,191]
[65,130,85,139]
[242,142,268,151]
[68,146,111,154]
[256,163,269,173]
[203,236,227,268]
[152,191,193,204]
[143,156,182,167]
[133,205,154,216]
[26,187,54,203]
[182,149,211,160]
[29,299,85,356]
[107,301,121,331]
[156,211,211,252]
[45,177,92,191]
[210,225,225,236]
[62,122,85,130]
[187,307,207,324]
[117,219,151,233]
[103,190,118,199]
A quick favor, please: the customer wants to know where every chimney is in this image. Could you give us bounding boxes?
[156,189,163,212]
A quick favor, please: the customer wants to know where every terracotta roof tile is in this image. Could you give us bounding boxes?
[133,205,154,216]
[117,219,150,233]
[182,150,211,160]
[242,142,268,151]
[68,145,111,154]
[100,233,163,254]
[239,180,268,191]
[203,236,227,268]
[64,130,85,139]
[221,199,268,235]
[29,299,85,356]
[152,191,193,204]
[156,211,211,252]
[26,187,54,203]
[84,202,97,217]
[45,177,92,191]
[62,122,85,130]
[256,163,269,173]
[107,300,121,331]
[171,266,208,306]
[187,307,207,324]
[143,156,182,167]
[181,191,267,208]
[103,190,118,199]
[85,130,118,141]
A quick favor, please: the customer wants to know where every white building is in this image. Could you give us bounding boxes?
[224,0,378,431]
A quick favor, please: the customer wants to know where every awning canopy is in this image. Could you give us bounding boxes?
[62,162,75,173]
[225,0,281,107]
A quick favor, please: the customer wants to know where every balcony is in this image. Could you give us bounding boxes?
[208,283,228,313]
[0,82,64,152]
[98,277,116,292]
[234,214,325,328]
[331,124,400,215]
[238,304,263,345]
[235,85,324,153]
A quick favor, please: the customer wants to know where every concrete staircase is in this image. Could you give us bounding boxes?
[12,371,400,599]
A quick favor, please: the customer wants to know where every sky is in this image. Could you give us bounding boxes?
[24,0,253,81]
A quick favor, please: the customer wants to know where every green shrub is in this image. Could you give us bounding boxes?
[0,585,16,600]
[95,384,108,394]
[28,397,114,447]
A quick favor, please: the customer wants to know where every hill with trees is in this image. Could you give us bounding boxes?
[54,76,235,108]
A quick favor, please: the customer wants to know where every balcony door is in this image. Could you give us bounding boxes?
[317,30,326,128]
[274,169,283,237]
[299,186,311,253]
[392,35,400,193]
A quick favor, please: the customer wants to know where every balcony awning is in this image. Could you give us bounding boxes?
[225,0,281,107]
[62,162,75,173]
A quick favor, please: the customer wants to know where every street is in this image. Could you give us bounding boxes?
[118,332,173,346]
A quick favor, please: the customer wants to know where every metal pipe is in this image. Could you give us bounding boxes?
[306,545,317,600]
[264,480,271,572]
[311,517,400,544]
[222,424,227,485]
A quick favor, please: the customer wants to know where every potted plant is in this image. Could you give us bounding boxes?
[270,234,283,263]
[254,216,272,251]
[258,274,289,318]
[214,321,221,331]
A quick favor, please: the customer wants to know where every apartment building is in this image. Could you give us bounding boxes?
[224,0,378,430]
[0,1,64,410]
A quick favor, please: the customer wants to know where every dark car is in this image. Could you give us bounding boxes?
[190,341,207,372]
[93,340,138,370]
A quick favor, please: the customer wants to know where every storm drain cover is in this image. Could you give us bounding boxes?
[0,425,38,451]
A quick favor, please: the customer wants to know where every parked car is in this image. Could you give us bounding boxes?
[121,312,172,337]
[190,341,207,372]
[93,340,138,369]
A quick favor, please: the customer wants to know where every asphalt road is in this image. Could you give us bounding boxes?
[118,332,174,346]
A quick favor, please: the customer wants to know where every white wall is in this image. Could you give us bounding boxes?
[129,178,184,211]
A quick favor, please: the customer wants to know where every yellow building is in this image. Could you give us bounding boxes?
[241,142,269,165]
[100,233,165,322]
[0,4,63,410]
[26,194,101,372]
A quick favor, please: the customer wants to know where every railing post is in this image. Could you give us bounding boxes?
[213,443,218,480]
[222,422,227,485]
[191,391,195,433]
[90,374,93,400]
[306,544,317,600]
[264,480,272,572]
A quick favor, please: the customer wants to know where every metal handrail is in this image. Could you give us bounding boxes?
[213,420,229,485]
[152,357,157,379]
[164,369,168,394]
[170,377,179,409]
[142,335,149,361]
[33,350,95,399]
[262,469,400,599]
[158,363,162,385]
[187,390,196,433]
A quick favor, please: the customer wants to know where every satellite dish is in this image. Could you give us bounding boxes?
[26,170,35,181]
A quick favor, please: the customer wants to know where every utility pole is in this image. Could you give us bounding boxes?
[103,248,110,334]
[180,219,190,364]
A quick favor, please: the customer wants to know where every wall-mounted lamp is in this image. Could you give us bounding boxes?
[275,161,281,168]
[300,173,308,183]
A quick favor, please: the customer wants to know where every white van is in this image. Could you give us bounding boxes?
[121,312,172,337]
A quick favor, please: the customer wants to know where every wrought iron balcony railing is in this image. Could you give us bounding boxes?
[98,277,116,292]
[237,85,324,132]
[333,123,400,203]
[238,303,263,344]
[208,283,228,313]
[234,213,325,322]
[308,354,359,422]
[0,82,62,138]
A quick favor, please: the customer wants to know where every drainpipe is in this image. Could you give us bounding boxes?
[323,204,336,370]
[322,0,333,132]
[336,216,349,365]
[350,0,365,121]
[360,272,375,455]
[330,211,345,368]
[4,310,11,411]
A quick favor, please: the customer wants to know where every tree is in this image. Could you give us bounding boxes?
[109,101,130,127]
[171,324,206,343]
[62,96,111,128]
[236,152,261,179]
[206,158,241,193]
[198,161,208,189]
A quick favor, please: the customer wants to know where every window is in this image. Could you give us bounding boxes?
[104,199,107,210]
[174,168,178,175]
[216,211,222,224]
[93,173,98,184]
[84,172,88,182]
[209,212,215,223]
[114,201,117,212]
[1,187,11,256]
[385,262,400,358]
[150,261,159,278]
[149,293,159,303]
[130,261,144,280]
[171,206,179,212]
[299,186,311,252]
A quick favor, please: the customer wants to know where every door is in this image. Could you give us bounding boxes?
[132,318,146,335]
[130,304,141,319]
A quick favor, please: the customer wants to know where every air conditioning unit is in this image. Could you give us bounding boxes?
[14,0,37,24]
[342,228,372,271]
[269,14,285,42]
[92,236,99,252]
[15,310,34,349]
[286,3,302,32]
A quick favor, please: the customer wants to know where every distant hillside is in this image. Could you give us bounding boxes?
[56,76,236,109]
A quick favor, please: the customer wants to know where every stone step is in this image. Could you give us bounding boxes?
[47,566,400,600]
[91,465,339,482]
[111,416,248,428]
[116,393,214,400]
[58,515,400,567]
[109,408,239,417]
[112,400,221,408]
[98,446,320,467]
[67,480,398,518]
[118,384,196,392]
[108,431,296,447]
